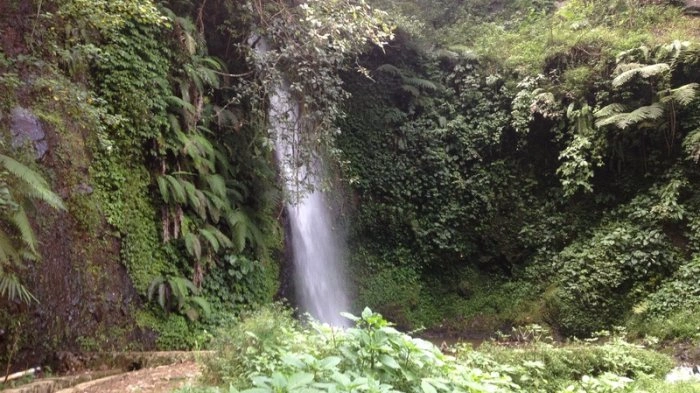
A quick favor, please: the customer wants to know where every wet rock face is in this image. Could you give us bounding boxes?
[10,106,48,159]
[686,0,700,14]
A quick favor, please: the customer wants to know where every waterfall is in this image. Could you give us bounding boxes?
[253,37,350,326]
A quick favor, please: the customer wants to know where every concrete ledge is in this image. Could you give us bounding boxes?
[1,351,213,393]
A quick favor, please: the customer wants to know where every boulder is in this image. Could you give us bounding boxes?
[10,107,48,159]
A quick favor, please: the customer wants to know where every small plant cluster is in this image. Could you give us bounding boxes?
[180,306,687,393]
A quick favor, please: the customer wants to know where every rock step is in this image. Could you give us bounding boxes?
[1,351,212,393]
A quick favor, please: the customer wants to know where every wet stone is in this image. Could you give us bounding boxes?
[10,106,48,159]
[686,0,700,14]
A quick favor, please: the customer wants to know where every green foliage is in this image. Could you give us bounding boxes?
[148,275,211,321]
[204,254,277,311]
[202,304,300,386]
[135,309,206,350]
[557,104,604,196]
[93,158,174,292]
[356,265,424,328]
[0,150,65,303]
[549,219,682,336]
[630,378,700,393]
[201,307,520,393]
[341,0,700,339]
[187,308,682,393]
[244,0,394,192]
[628,308,700,342]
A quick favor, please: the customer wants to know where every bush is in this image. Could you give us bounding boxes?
[202,304,301,386]
[628,308,700,342]
[185,307,686,393]
[481,336,674,392]
[356,266,424,328]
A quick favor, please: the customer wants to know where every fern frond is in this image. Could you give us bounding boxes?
[198,227,220,253]
[665,83,698,106]
[157,175,170,203]
[612,63,670,88]
[165,175,186,204]
[401,85,420,97]
[184,232,202,260]
[594,104,626,119]
[227,210,250,252]
[189,296,211,318]
[165,95,196,115]
[0,155,65,209]
[148,276,166,302]
[376,64,402,77]
[11,208,37,253]
[596,104,664,129]
[168,113,182,135]
[204,174,227,199]
[205,224,233,249]
[158,282,167,309]
[404,77,437,91]
[202,191,226,223]
[0,271,37,303]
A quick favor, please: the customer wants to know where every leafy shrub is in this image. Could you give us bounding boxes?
[186,307,685,393]
[199,307,520,393]
[135,310,203,350]
[481,336,674,392]
[548,220,682,336]
[628,308,700,342]
[202,304,301,386]
[356,266,423,328]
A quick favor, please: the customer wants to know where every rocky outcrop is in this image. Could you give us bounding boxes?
[10,107,48,159]
[685,0,700,14]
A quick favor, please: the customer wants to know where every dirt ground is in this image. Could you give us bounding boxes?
[57,362,201,393]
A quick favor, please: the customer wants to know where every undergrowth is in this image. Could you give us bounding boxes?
[179,306,693,393]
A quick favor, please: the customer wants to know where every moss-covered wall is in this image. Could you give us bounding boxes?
[0,0,284,368]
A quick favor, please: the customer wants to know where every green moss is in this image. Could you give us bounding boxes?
[135,309,205,350]
[92,157,177,292]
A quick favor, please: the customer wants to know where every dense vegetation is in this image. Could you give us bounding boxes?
[0,0,699,390]
[339,0,700,340]
[178,306,691,393]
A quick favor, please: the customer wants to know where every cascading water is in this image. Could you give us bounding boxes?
[253,37,350,326]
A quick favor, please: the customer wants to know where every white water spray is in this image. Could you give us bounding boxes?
[253,37,350,326]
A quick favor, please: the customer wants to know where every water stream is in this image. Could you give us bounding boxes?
[254,37,350,326]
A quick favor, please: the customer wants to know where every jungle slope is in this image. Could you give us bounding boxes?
[339,0,700,339]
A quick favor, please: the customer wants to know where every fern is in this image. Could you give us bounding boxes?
[0,155,65,209]
[184,231,202,260]
[205,174,227,199]
[404,77,437,91]
[401,84,420,97]
[165,95,197,115]
[612,63,670,88]
[0,153,64,304]
[0,272,37,304]
[376,63,402,77]
[594,103,626,119]
[147,275,210,321]
[596,104,664,129]
[683,128,700,162]
[660,83,699,106]
[11,208,37,253]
